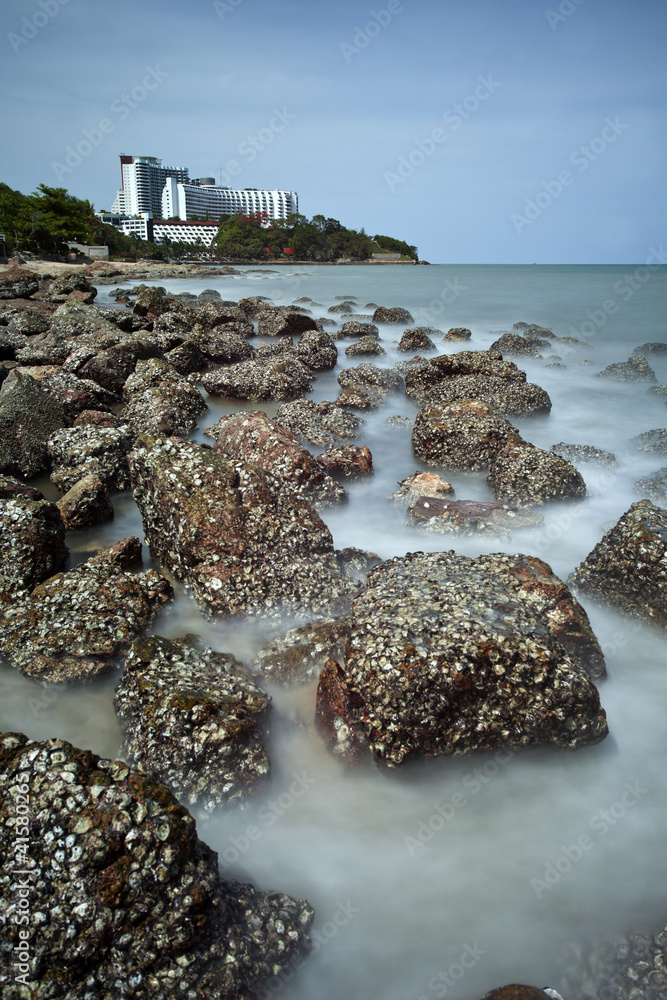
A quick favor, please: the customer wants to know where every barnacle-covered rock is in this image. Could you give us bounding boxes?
[295,328,338,369]
[257,305,320,337]
[345,336,386,357]
[597,355,657,382]
[254,616,352,685]
[630,428,667,455]
[0,475,44,501]
[0,370,66,477]
[0,267,39,299]
[335,363,402,409]
[488,437,587,505]
[388,470,455,505]
[316,444,373,478]
[43,270,97,303]
[200,355,314,401]
[204,410,346,508]
[56,473,114,530]
[128,434,360,621]
[413,399,518,471]
[115,634,271,810]
[5,364,117,423]
[634,466,667,505]
[559,926,667,1000]
[120,357,209,436]
[407,496,544,540]
[550,442,617,467]
[0,537,172,682]
[316,550,607,766]
[372,305,414,325]
[569,499,667,627]
[397,327,438,352]
[489,332,543,358]
[275,399,364,447]
[0,732,314,1000]
[443,327,471,341]
[338,320,379,339]
[0,497,67,600]
[76,338,163,396]
[478,987,562,1000]
[48,423,136,492]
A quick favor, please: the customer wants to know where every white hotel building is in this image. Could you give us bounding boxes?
[111,156,190,218]
[161,177,298,222]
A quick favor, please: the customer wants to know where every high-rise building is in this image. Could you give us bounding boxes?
[111,156,189,218]
[162,177,298,222]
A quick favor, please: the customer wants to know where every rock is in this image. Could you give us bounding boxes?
[276,399,364,446]
[328,302,355,315]
[48,299,122,346]
[6,365,117,423]
[128,434,360,620]
[132,284,174,317]
[630,428,667,454]
[648,383,667,396]
[398,327,438,352]
[198,287,222,301]
[478,987,562,1000]
[372,305,414,325]
[413,399,517,471]
[407,496,544,540]
[569,499,667,627]
[0,326,28,360]
[489,332,543,358]
[253,617,351,685]
[0,370,66,477]
[338,363,402,394]
[204,410,346,508]
[384,414,413,428]
[316,444,373,478]
[549,442,617,467]
[295,328,338,369]
[315,659,368,765]
[164,339,207,374]
[388,471,455,505]
[2,305,50,336]
[0,497,67,600]
[443,327,471,341]
[200,356,314,401]
[191,323,253,364]
[257,306,320,337]
[559,926,667,1000]
[489,438,587,505]
[0,475,44,500]
[633,341,667,354]
[44,271,97,303]
[315,550,607,766]
[0,732,314,999]
[77,339,163,396]
[0,537,172,682]
[634,466,667,505]
[336,546,381,578]
[48,423,135,492]
[73,409,117,428]
[344,335,385,357]
[56,473,115,530]
[338,320,379,339]
[237,294,272,317]
[115,634,271,811]
[120,358,209,436]
[597,355,657,382]
[336,384,386,409]
[0,267,39,299]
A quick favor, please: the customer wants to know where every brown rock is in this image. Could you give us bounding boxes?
[388,471,455,505]
[412,399,517,470]
[488,437,587,504]
[315,659,368,765]
[316,444,373,478]
[56,473,114,530]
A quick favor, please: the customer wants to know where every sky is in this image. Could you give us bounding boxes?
[0,0,665,264]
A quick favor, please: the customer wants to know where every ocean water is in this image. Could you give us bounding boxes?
[3,264,667,999]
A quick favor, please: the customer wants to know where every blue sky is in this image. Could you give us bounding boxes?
[1,0,665,263]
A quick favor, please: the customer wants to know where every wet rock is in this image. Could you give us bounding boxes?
[198,287,222,302]
[384,414,413,428]
[295,328,338,369]
[2,305,50,336]
[73,409,117,428]
[6,365,117,423]
[372,305,414,325]
[337,363,402,405]
[345,336,386,357]
[254,617,352,685]
[0,497,67,600]
[120,358,209,437]
[77,338,163,396]
[48,423,136,492]
[237,294,272,317]
[489,437,587,505]
[648,383,667,396]
[388,470,455,505]
[0,475,44,500]
[275,399,364,447]
[316,444,373,478]
[634,466,667,505]
[0,369,66,477]
[550,442,617,467]
[630,428,667,454]
[633,341,667,355]
[164,339,207,374]
[257,306,319,337]
[0,267,39,299]
[338,320,379,339]
[44,270,97,303]
[490,332,543,358]
[336,384,386,409]
[191,323,253,364]
[398,327,438,352]
[316,550,607,766]
[479,987,563,1000]
[56,473,115,530]
[407,496,544,540]
[413,399,517,471]
[0,537,172,682]
[128,434,360,621]
[0,732,314,999]
[115,634,271,811]
[443,327,471,341]
[204,410,346,508]
[315,658,368,765]
[559,926,667,1000]
[200,355,314,401]
[597,355,657,382]
[328,301,355,315]
[569,499,667,628]
[336,546,381,578]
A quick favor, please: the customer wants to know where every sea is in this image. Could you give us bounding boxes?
[3,263,667,999]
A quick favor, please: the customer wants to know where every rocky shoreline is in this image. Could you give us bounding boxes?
[1,266,666,999]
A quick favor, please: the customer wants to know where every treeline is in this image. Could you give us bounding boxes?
[214,213,418,261]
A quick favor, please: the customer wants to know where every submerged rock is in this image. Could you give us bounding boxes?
[115,634,271,811]
[372,305,414,325]
[479,988,563,1000]
[128,434,360,621]
[569,499,667,627]
[316,550,607,766]
[634,466,667,505]
[345,336,386,357]
[336,363,402,409]
[549,442,617,467]
[488,438,587,505]
[0,732,314,1000]
[338,320,379,339]
[316,444,373,478]
[398,327,438,352]
[443,327,471,341]
[276,398,364,446]
[489,332,543,358]
[0,497,67,600]
[200,356,314,401]
[254,616,352,685]
[597,355,657,382]
[388,470,455,505]
[0,537,172,683]
[630,428,667,454]
[407,496,544,540]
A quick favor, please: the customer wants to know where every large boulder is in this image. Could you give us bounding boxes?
[372,305,414,325]
[200,356,314,401]
[257,306,319,337]
[275,399,364,447]
[412,399,517,471]
[488,438,587,504]
[43,270,97,303]
[0,497,67,599]
[397,327,438,352]
[0,537,172,683]
[0,732,314,1000]
[0,267,40,299]
[128,434,360,620]
[204,410,346,508]
[597,355,657,382]
[489,332,543,358]
[0,370,66,477]
[5,365,117,423]
[120,358,209,436]
[295,328,338,369]
[115,634,271,811]
[569,499,667,627]
[315,550,607,766]
[76,338,163,396]
[48,423,136,492]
